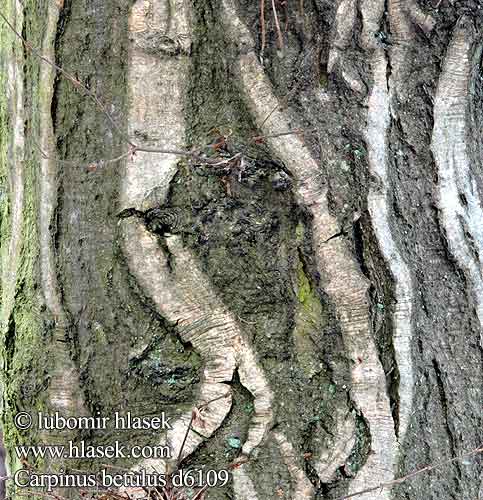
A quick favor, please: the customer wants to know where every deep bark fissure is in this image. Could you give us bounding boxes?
[431,359,459,469]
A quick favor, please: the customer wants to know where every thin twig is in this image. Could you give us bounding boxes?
[176,392,231,466]
[33,139,231,169]
[260,0,266,54]
[251,127,316,142]
[334,445,483,500]
[133,146,215,164]
[176,412,196,468]
[191,485,208,500]
[271,0,284,50]
[1,9,314,173]
[0,10,134,148]
[34,136,133,168]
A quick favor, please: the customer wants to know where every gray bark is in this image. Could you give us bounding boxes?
[0,0,482,499]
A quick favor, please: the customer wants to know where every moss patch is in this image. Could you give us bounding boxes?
[0,1,52,493]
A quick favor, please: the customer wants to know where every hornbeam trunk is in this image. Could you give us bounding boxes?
[0,1,482,499]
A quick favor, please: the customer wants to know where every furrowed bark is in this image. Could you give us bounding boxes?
[327,0,437,469]
[388,0,435,91]
[1,1,482,499]
[120,220,235,473]
[384,5,483,498]
[38,0,84,416]
[328,0,385,91]
[389,0,435,45]
[431,20,483,346]
[222,0,397,495]
[122,0,275,482]
[381,0,436,448]
[365,49,414,441]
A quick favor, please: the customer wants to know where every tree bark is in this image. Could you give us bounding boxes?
[0,0,482,499]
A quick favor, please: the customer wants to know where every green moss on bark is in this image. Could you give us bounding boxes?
[0,2,52,493]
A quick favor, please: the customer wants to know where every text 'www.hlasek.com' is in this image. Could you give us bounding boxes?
[12,411,230,493]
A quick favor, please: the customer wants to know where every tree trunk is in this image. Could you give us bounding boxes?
[0,0,482,499]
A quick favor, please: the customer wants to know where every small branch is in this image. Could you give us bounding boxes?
[1,8,314,177]
[260,0,266,54]
[251,127,316,142]
[176,392,231,466]
[0,11,134,148]
[335,445,483,500]
[33,140,229,169]
[271,0,284,50]
[192,485,208,500]
[34,126,315,172]
[33,136,133,168]
[134,145,204,159]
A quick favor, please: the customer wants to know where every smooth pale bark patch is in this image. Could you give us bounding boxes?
[232,464,260,500]
[121,0,191,212]
[273,432,315,500]
[432,20,483,345]
[366,48,414,441]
